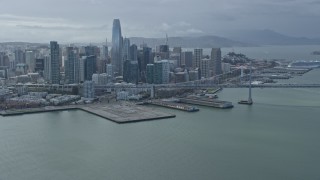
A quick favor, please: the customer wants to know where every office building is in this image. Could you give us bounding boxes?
[35,58,44,76]
[141,47,152,72]
[154,60,170,84]
[200,58,211,78]
[50,41,60,84]
[44,56,51,81]
[14,49,25,64]
[181,51,193,68]
[92,73,108,85]
[65,47,78,84]
[84,55,96,81]
[79,57,86,82]
[111,19,123,76]
[0,52,9,67]
[101,39,109,60]
[189,69,200,81]
[123,60,139,84]
[211,48,222,75]
[158,45,169,59]
[146,64,154,84]
[193,49,203,68]
[175,71,188,83]
[83,81,95,98]
[122,38,130,61]
[172,47,182,67]
[16,64,28,75]
[222,63,231,73]
[106,64,114,79]
[96,59,108,74]
[130,44,138,61]
[25,51,35,72]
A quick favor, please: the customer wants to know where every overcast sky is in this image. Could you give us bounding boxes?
[1,0,319,43]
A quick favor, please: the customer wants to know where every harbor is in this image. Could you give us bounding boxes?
[0,103,176,124]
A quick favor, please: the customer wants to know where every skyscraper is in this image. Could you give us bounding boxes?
[101,38,109,60]
[200,58,211,78]
[172,47,182,67]
[85,55,96,81]
[50,41,60,84]
[193,49,203,68]
[111,19,123,76]
[122,38,130,61]
[146,64,154,84]
[123,60,139,84]
[158,45,169,59]
[14,49,25,64]
[35,58,45,76]
[141,47,152,72]
[154,60,170,84]
[25,51,35,72]
[130,44,138,61]
[65,47,78,84]
[211,48,222,75]
[44,56,51,81]
[181,51,193,68]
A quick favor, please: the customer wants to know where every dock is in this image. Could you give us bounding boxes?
[147,100,199,112]
[0,106,78,116]
[0,103,176,124]
[179,97,234,109]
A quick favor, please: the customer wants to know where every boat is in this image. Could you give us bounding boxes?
[238,100,253,105]
[288,61,320,68]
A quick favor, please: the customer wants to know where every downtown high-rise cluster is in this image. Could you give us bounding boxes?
[0,19,228,87]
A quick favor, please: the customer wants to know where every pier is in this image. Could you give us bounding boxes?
[147,100,199,112]
[80,104,175,123]
[179,97,234,109]
[0,103,176,124]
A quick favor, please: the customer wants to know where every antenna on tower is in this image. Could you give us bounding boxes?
[166,33,168,46]
[106,38,108,46]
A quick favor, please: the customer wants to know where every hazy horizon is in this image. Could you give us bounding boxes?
[1,0,320,43]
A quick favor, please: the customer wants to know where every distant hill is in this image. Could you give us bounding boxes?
[4,30,317,48]
[0,42,49,49]
[129,36,252,48]
[0,42,47,46]
[228,29,320,45]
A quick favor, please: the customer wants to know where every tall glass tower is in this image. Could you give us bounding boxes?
[111,19,123,76]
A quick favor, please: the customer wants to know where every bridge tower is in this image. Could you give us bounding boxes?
[248,62,253,104]
[238,62,253,105]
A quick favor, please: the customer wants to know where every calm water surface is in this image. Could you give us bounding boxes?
[1,73,320,180]
[186,45,320,60]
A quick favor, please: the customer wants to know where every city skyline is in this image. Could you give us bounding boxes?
[1,0,320,43]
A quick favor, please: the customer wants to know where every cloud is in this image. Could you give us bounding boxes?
[0,13,111,43]
[161,23,171,31]
[1,0,320,42]
[79,0,103,5]
[176,28,204,36]
[0,14,65,22]
[177,21,191,27]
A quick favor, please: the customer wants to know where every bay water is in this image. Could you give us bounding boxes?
[1,47,320,180]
